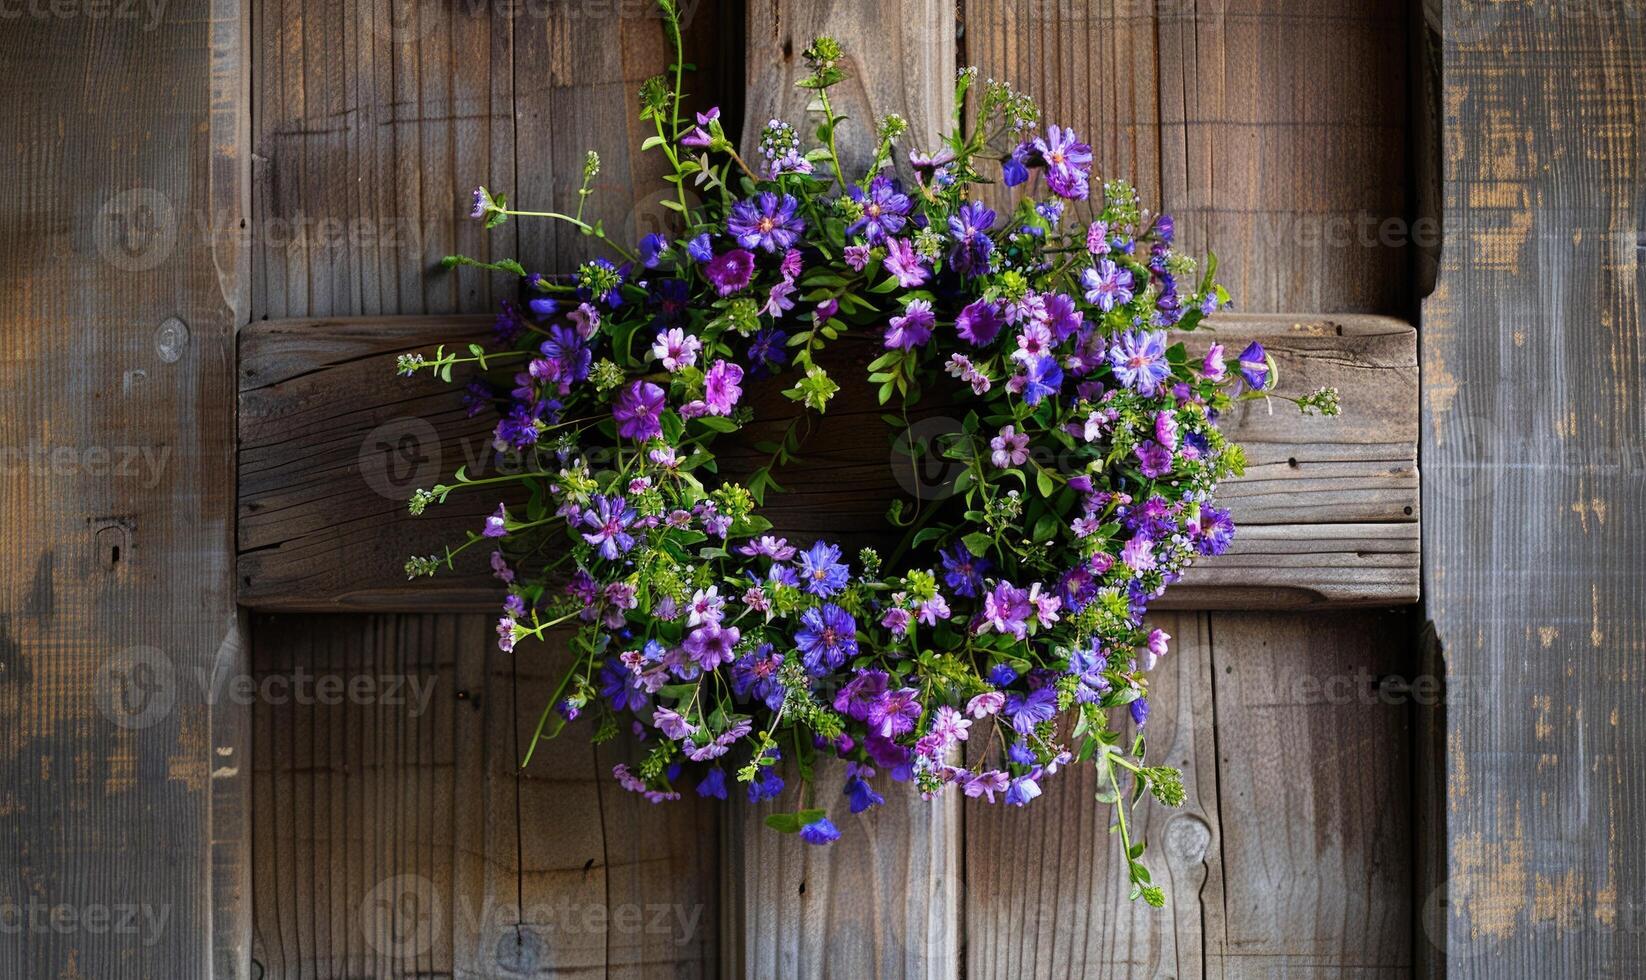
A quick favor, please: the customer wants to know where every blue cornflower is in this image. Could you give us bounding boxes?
[1021,355,1063,406]
[846,175,911,242]
[727,192,805,252]
[940,542,991,599]
[1081,258,1135,312]
[795,603,859,675]
[946,201,996,277]
[1004,686,1058,734]
[1108,329,1171,395]
[580,495,637,560]
[796,540,850,596]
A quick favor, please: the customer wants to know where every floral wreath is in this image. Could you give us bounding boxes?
[399,3,1338,905]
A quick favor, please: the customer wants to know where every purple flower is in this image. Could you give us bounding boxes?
[847,175,912,243]
[834,669,889,721]
[990,425,1030,468]
[947,201,996,277]
[612,380,665,441]
[748,765,784,803]
[1086,220,1111,255]
[747,327,789,376]
[1131,697,1150,727]
[955,298,1004,346]
[580,495,637,560]
[1033,124,1093,199]
[1121,534,1156,572]
[1108,329,1171,395]
[1004,686,1058,733]
[844,769,884,813]
[681,106,720,148]
[696,768,728,799]
[800,817,840,845]
[1238,341,1270,390]
[704,248,755,296]
[1002,142,1031,186]
[796,540,850,596]
[1044,292,1084,343]
[728,192,804,253]
[686,233,714,262]
[885,298,936,350]
[1081,258,1135,312]
[638,233,668,268]
[701,359,744,415]
[651,327,701,372]
[795,603,858,674]
[882,237,928,287]
[866,687,922,738]
[981,581,1032,640]
[940,542,991,598]
[1197,505,1236,556]
[1020,355,1063,407]
[1005,771,1043,806]
[540,324,592,384]
[1203,343,1227,381]
[684,622,740,670]
[1135,439,1174,478]
[483,503,509,538]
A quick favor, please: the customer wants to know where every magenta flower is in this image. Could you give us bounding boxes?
[700,359,744,416]
[1203,343,1227,381]
[1135,439,1173,478]
[683,622,740,670]
[866,687,922,738]
[704,248,755,296]
[612,380,665,441]
[882,237,928,287]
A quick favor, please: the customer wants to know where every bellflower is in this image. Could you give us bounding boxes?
[728,192,805,252]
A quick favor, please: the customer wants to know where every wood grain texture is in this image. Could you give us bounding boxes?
[966,610,1419,979]
[0,1,246,976]
[967,0,1414,315]
[744,0,958,177]
[237,313,1417,611]
[1427,2,1646,975]
[244,3,738,977]
[248,613,719,977]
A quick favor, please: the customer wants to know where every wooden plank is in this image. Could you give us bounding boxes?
[1427,2,1646,975]
[0,1,246,976]
[243,4,740,977]
[745,0,958,176]
[964,611,1223,979]
[237,313,1416,611]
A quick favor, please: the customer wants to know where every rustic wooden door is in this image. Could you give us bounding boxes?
[234,2,1428,977]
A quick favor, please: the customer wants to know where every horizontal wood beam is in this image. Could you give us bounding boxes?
[237,313,1418,612]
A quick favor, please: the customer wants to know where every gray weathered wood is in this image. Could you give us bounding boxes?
[243,3,737,976]
[1427,2,1646,975]
[0,1,246,976]
[237,313,1416,611]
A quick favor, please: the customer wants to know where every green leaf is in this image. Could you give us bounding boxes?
[694,415,740,433]
[962,532,993,557]
[1036,467,1055,498]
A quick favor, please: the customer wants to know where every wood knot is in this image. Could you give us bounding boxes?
[1164,814,1213,865]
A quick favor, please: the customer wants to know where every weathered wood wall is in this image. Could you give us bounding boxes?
[239,1,1431,978]
[1426,1,1646,976]
[0,1,249,976]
